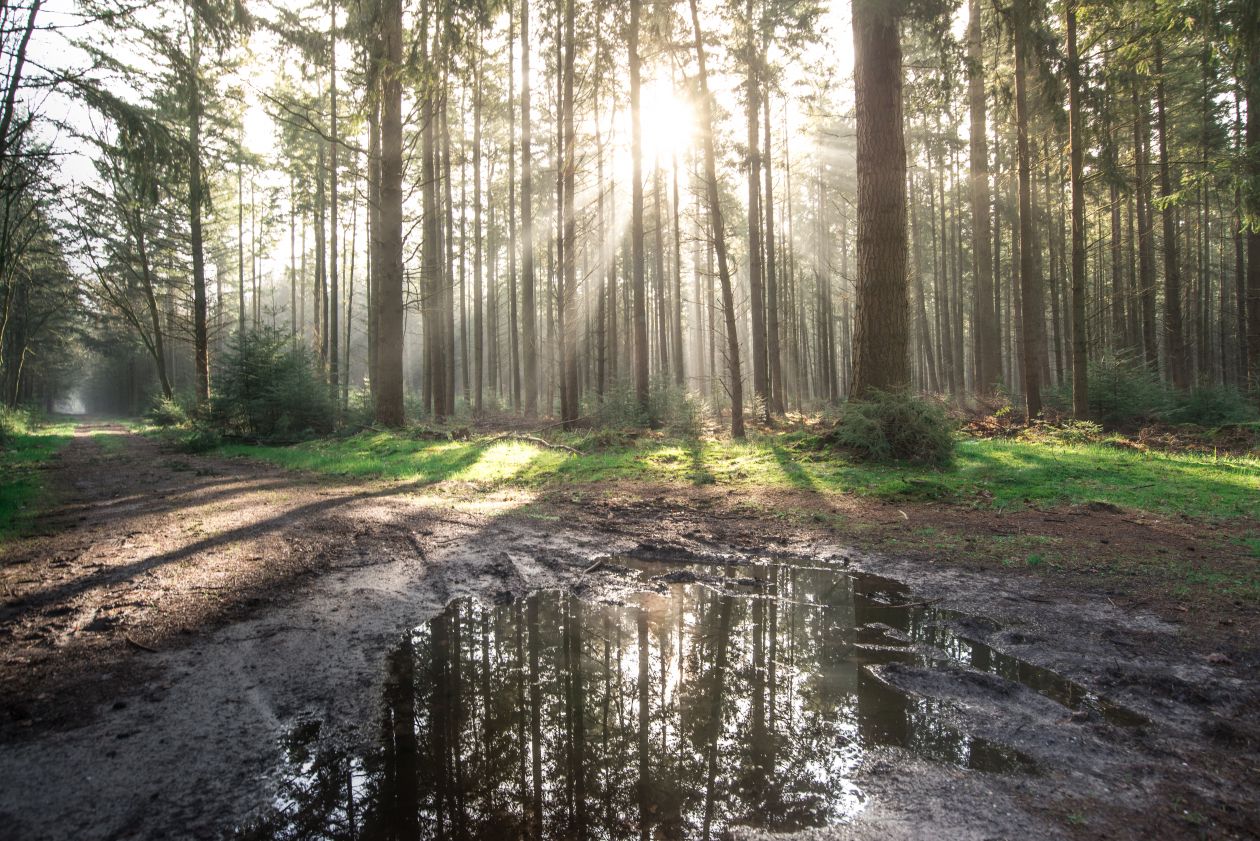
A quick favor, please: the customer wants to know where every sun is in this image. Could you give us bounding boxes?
[638,78,696,165]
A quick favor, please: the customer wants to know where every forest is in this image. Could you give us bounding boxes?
[1,0,1259,839]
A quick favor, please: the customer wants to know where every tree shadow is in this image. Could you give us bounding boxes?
[767,440,820,494]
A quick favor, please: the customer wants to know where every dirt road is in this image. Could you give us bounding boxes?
[0,424,1257,839]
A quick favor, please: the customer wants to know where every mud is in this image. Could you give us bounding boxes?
[0,425,1257,840]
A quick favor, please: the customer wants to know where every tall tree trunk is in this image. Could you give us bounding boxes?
[508,0,521,410]
[290,172,297,341]
[1154,42,1188,388]
[688,0,744,438]
[421,12,447,419]
[1245,23,1260,390]
[1013,0,1045,417]
[630,0,650,412]
[1067,2,1088,416]
[238,155,246,338]
[850,0,909,397]
[473,43,484,414]
[374,0,405,426]
[1134,85,1158,371]
[441,81,457,414]
[596,86,608,399]
[560,0,578,428]
[967,0,999,392]
[1109,180,1125,352]
[188,14,209,402]
[672,147,685,388]
[745,0,769,418]
[763,93,783,414]
[328,0,340,408]
[521,0,538,416]
[315,145,327,366]
[367,55,382,400]
[910,171,939,392]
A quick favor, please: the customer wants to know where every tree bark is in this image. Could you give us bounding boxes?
[763,93,783,414]
[521,0,539,416]
[1067,2,1088,416]
[745,0,769,417]
[849,0,909,398]
[688,0,745,438]
[1154,42,1188,388]
[630,0,650,412]
[328,0,340,408]
[560,0,578,428]
[1014,0,1045,417]
[473,43,484,414]
[1246,23,1260,390]
[374,0,405,426]
[188,13,209,402]
[1134,85,1158,371]
[967,0,999,392]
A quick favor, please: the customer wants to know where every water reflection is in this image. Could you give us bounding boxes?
[239,565,1052,841]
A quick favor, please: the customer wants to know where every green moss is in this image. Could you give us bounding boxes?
[0,423,75,541]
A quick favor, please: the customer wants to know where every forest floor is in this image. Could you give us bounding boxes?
[0,419,1258,840]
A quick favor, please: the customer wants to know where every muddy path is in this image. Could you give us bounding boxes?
[0,425,1257,840]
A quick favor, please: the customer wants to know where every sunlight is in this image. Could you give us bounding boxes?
[639,77,696,166]
[609,75,696,193]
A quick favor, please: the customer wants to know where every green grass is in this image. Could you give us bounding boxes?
[0,422,75,541]
[218,430,1260,521]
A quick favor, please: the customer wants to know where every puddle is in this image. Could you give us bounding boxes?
[238,562,1139,840]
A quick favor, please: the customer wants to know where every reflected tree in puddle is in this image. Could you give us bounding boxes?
[239,565,1060,840]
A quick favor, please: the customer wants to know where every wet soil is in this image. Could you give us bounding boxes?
[1,424,1258,840]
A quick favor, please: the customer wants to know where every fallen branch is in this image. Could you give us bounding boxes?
[483,433,580,455]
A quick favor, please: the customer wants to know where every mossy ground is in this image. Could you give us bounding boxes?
[0,422,76,541]
[218,429,1259,521]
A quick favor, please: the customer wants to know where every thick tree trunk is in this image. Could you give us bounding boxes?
[374,0,405,427]
[849,0,909,398]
